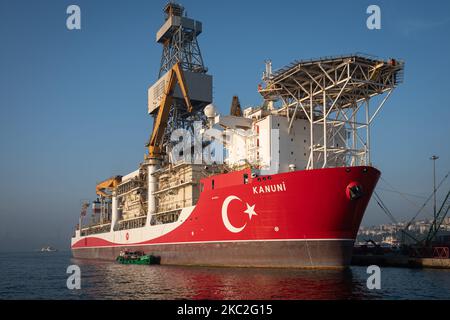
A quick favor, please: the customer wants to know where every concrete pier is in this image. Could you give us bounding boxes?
[352,254,450,269]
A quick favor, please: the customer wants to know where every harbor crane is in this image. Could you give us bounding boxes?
[399,171,450,257]
[425,190,450,246]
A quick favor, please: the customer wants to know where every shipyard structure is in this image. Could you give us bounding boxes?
[71,3,404,268]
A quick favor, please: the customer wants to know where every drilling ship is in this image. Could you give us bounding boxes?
[71,3,404,268]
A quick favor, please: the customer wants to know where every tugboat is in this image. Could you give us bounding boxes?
[116,249,160,265]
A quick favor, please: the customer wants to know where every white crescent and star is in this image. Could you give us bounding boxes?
[221,195,257,233]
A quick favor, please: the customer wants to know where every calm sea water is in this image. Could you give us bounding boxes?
[0,251,449,299]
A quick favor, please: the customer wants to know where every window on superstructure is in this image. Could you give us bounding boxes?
[212,179,215,190]
[243,174,248,184]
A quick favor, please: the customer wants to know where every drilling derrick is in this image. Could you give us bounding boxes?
[158,2,206,76]
[148,2,212,161]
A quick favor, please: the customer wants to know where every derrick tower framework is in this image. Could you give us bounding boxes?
[259,54,404,169]
[148,2,212,158]
[158,2,207,76]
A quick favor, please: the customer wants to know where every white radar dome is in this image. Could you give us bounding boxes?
[204,104,217,118]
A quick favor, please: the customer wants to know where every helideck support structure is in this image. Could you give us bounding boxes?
[259,54,404,169]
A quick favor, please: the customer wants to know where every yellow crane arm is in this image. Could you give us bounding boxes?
[148,62,193,158]
[95,176,122,198]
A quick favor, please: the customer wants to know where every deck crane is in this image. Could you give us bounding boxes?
[93,58,194,217]
[147,62,193,159]
[95,176,122,198]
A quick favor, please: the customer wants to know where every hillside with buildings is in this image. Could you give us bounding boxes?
[357,217,450,247]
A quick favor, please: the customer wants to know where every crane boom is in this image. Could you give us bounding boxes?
[148,62,193,158]
[95,176,122,198]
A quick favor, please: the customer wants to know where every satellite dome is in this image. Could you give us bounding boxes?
[204,104,216,118]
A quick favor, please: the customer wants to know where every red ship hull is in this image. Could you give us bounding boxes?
[72,166,380,268]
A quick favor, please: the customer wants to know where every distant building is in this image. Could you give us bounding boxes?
[382,235,400,247]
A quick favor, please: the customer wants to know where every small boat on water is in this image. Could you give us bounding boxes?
[116,250,160,265]
[40,246,57,252]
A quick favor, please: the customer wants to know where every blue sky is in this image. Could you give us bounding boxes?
[0,0,449,251]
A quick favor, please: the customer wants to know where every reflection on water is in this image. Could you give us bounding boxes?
[71,257,378,300]
[1,252,450,299]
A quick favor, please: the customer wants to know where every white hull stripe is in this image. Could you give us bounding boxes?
[72,238,355,250]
